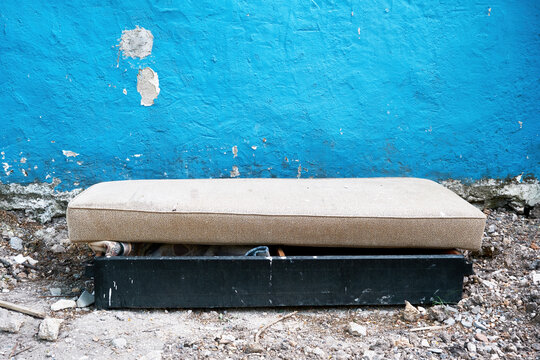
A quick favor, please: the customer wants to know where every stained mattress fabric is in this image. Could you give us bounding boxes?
[67,178,486,250]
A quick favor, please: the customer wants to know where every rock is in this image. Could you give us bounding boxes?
[0,309,24,333]
[346,322,367,336]
[245,343,264,353]
[76,290,95,308]
[38,318,64,341]
[428,348,443,354]
[362,349,377,360]
[403,301,420,322]
[473,320,488,330]
[531,343,540,351]
[533,271,540,285]
[9,236,23,250]
[421,339,429,347]
[219,334,235,344]
[111,338,127,349]
[51,299,76,311]
[50,288,62,296]
[444,317,456,326]
[461,318,473,328]
[467,342,477,353]
[335,349,350,360]
[475,333,489,343]
[428,305,447,322]
[312,347,325,358]
[487,224,496,233]
[50,244,66,253]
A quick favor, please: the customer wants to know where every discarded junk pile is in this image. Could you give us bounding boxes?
[67,178,486,309]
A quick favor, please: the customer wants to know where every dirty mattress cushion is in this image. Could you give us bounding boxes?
[67,178,486,250]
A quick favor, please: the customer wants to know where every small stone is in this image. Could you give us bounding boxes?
[111,338,127,349]
[421,339,429,347]
[444,317,456,326]
[504,343,517,353]
[403,300,420,322]
[475,333,489,343]
[428,305,447,322]
[487,224,496,233]
[9,237,23,251]
[346,322,367,336]
[76,290,95,308]
[531,343,540,351]
[0,310,24,333]
[38,318,64,341]
[312,347,325,358]
[428,348,443,354]
[362,350,377,360]
[461,318,473,328]
[533,272,540,285]
[219,334,235,344]
[51,299,76,311]
[245,343,264,353]
[50,288,62,296]
[335,349,350,360]
[50,244,66,253]
[473,320,488,330]
[467,342,477,353]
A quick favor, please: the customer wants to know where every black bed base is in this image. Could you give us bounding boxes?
[88,250,473,309]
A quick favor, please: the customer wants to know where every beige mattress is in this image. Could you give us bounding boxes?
[67,178,486,250]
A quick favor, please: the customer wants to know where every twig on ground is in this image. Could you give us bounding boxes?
[254,311,298,343]
[0,299,46,319]
[409,324,450,332]
[12,346,32,357]
[9,341,19,358]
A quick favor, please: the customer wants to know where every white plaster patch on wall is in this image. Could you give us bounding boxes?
[137,68,160,106]
[230,166,240,178]
[119,26,154,59]
[62,150,79,158]
[2,163,12,176]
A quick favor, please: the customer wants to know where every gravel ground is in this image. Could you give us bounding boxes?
[0,208,538,359]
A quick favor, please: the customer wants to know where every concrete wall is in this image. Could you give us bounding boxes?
[1,1,539,189]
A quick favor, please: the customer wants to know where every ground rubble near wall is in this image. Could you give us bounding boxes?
[0,180,81,223]
[441,177,540,216]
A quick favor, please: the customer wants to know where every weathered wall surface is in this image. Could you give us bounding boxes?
[1,1,539,190]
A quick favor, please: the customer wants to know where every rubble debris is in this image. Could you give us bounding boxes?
[402,301,420,322]
[38,318,63,341]
[50,299,76,311]
[76,290,95,308]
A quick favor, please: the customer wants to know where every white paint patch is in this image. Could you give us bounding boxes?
[2,163,11,176]
[137,67,160,106]
[232,145,238,157]
[123,88,127,95]
[230,166,240,178]
[62,150,79,158]
[119,26,154,59]
[20,157,27,164]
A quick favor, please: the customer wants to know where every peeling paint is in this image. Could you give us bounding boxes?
[119,26,153,59]
[62,150,79,158]
[232,146,238,158]
[230,166,240,178]
[137,67,160,106]
[2,163,12,176]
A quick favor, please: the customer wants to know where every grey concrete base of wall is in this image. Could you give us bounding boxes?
[0,178,538,223]
[0,179,81,223]
[441,178,539,216]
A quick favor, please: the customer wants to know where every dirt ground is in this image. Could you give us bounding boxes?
[0,208,538,360]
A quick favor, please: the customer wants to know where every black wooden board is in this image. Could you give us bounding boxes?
[90,254,472,309]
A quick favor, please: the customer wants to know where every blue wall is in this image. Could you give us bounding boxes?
[1,1,539,189]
